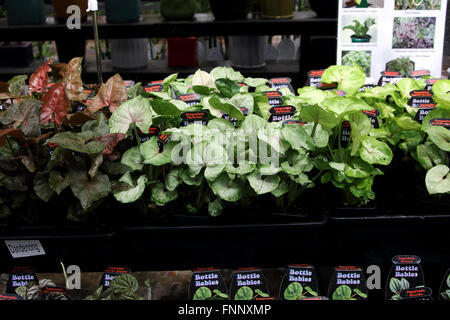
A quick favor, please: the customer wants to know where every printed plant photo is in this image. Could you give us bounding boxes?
[395,0,441,10]
[342,16,377,43]
[343,0,384,8]
[342,50,372,76]
[392,17,436,49]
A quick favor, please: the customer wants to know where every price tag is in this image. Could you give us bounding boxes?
[430,118,450,129]
[340,121,351,148]
[6,266,38,294]
[178,93,202,107]
[0,293,23,300]
[268,106,296,123]
[137,125,161,143]
[358,84,375,92]
[414,104,437,123]
[318,82,337,91]
[328,266,368,300]
[269,78,295,94]
[4,240,45,258]
[280,264,319,300]
[400,287,433,300]
[189,268,228,300]
[99,266,130,290]
[42,286,71,300]
[145,84,164,93]
[262,91,283,107]
[425,78,441,91]
[229,268,270,300]
[306,70,324,87]
[385,255,425,300]
[410,70,430,80]
[282,120,306,126]
[408,90,434,108]
[362,109,381,128]
[123,80,135,89]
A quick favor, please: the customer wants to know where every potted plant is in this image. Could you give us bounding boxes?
[209,0,250,21]
[260,0,295,19]
[5,0,45,25]
[386,57,415,77]
[105,0,142,23]
[228,35,268,68]
[160,0,196,21]
[343,18,375,43]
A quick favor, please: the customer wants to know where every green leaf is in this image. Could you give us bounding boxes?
[0,100,41,137]
[300,105,339,131]
[281,125,316,151]
[140,137,175,166]
[208,198,223,217]
[121,146,144,171]
[209,96,245,120]
[396,78,423,99]
[82,113,110,137]
[209,173,243,202]
[230,94,254,115]
[215,78,241,98]
[166,168,182,191]
[447,274,450,288]
[47,131,104,154]
[425,165,450,195]
[304,286,318,296]
[241,114,267,136]
[34,172,54,202]
[244,77,267,88]
[210,67,244,82]
[332,285,353,300]
[359,136,393,165]
[321,65,366,96]
[271,180,289,197]
[422,108,450,131]
[48,170,70,195]
[321,97,370,117]
[110,274,138,295]
[7,75,28,95]
[109,96,152,134]
[389,278,402,294]
[181,169,203,186]
[432,79,450,107]
[353,288,367,299]
[207,118,236,131]
[70,170,111,210]
[247,172,280,195]
[113,173,148,203]
[192,69,216,89]
[349,111,372,155]
[193,287,212,300]
[345,158,374,178]
[417,144,447,171]
[150,99,182,117]
[303,122,329,148]
[234,286,253,300]
[284,282,303,300]
[426,126,450,152]
[151,182,178,206]
[213,289,229,299]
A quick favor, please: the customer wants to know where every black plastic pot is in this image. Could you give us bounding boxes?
[309,0,338,18]
[209,0,250,21]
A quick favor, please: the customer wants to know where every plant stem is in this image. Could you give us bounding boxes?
[132,123,141,148]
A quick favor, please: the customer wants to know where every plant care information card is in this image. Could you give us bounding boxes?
[337,0,448,80]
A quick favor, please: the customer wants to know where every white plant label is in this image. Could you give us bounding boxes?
[337,0,448,79]
[87,0,98,12]
[4,240,46,258]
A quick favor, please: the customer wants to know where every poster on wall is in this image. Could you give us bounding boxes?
[337,0,448,81]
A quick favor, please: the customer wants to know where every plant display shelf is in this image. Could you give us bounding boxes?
[0,12,337,83]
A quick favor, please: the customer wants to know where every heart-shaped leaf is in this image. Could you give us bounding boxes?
[87,74,128,113]
[47,131,105,154]
[425,165,450,195]
[70,170,111,209]
[40,82,71,127]
[28,59,53,94]
[109,96,152,134]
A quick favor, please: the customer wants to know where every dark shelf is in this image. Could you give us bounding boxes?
[0,12,337,41]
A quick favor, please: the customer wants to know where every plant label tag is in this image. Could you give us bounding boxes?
[4,240,45,258]
[425,78,441,91]
[99,266,130,290]
[268,106,296,123]
[6,266,38,294]
[42,286,71,300]
[340,121,351,148]
[328,266,368,300]
[335,90,347,96]
[439,268,450,300]
[144,84,164,93]
[430,118,450,129]
[178,93,202,107]
[410,70,430,80]
[378,71,401,87]
[362,109,380,128]
[400,287,433,300]
[269,78,295,94]
[189,268,229,300]
[413,104,436,123]
[123,80,135,89]
[230,268,270,300]
[318,82,337,91]
[0,293,23,300]
[282,120,306,126]
[262,91,283,107]
[306,70,324,87]
[137,125,161,143]
[385,255,425,300]
[157,133,169,152]
[222,107,248,127]
[180,111,209,127]
[408,90,434,108]
[280,265,319,300]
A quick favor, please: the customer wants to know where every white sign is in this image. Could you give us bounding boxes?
[4,240,46,258]
[337,0,448,79]
[87,0,98,12]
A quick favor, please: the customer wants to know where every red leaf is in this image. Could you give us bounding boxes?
[95,133,127,155]
[0,128,23,147]
[40,82,70,127]
[61,57,86,102]
[28,59,53,94]
[87,74,128,114]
